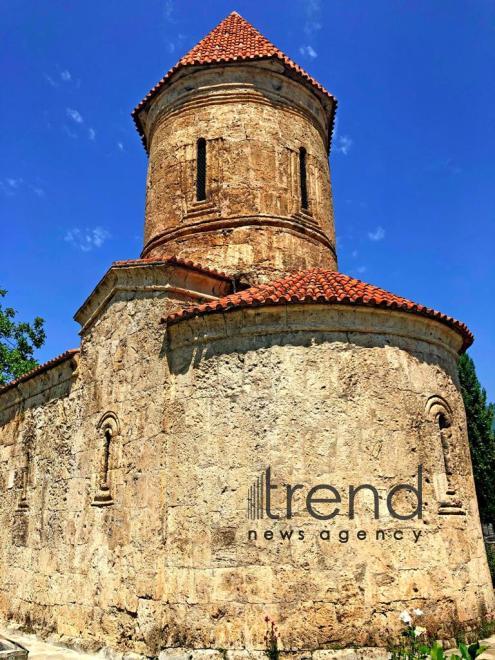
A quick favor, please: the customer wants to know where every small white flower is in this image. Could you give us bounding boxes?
[399,610,412,624]
[413,608,424,617]
[413,626,426,637]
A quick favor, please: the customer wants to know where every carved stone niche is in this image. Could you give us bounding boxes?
[425,395,465,516]
[92,411,120,507]
[15,452,30,513]
[16,419,35,513]
[12,510,29,546]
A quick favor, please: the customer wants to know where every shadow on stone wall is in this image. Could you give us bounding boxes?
[165,315,458,385]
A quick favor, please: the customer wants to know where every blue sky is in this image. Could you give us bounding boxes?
[1,1,494,400]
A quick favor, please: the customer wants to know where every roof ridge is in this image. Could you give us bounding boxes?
[163,268,473,352]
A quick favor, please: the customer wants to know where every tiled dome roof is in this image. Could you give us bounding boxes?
[133,12,336,148]
[165,268,473,352]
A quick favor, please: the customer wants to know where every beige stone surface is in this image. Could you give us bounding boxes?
[142,63,337,283]
[0,628,98,658]
[5,624,495,659]
[480,636,495,659]
[0,264,226,656]
[0,281,492,655]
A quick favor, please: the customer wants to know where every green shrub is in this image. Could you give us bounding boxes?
[390,610,489,659]
[486,543,495,586]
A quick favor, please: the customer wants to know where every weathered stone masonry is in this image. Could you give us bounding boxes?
[0,11,493,658]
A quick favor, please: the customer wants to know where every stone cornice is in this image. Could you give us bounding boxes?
[142,214,337,261]
[74,260,232,334]
[135,57,335,153]
[146,69,332,154]
[167,303,464,359]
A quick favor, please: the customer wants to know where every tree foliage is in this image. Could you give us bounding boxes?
[458,353,495,525]
[0,289,46,386]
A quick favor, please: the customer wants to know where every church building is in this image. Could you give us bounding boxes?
[0,12,492,657]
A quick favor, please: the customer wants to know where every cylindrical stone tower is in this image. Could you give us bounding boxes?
[133,11,337,283]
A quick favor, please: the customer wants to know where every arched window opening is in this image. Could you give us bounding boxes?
[100,428,112,491]
[437,412,454,486]
[438,412,451,430]
[93,411,119,507]
[299,147,308,210]
[196,138,207,201]
[425,395,463,514]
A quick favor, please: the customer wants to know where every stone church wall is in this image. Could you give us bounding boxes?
[0,295,493,655]
[162,305,494,650]
[0,283,200,655]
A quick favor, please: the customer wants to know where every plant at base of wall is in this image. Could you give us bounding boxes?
[390,609,428,658]
[263,616,279,660]
[390,610,488,659]
[429,640,486,660]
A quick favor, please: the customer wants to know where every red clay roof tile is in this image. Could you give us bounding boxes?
[132,11,336,150]
[165,269,473,352]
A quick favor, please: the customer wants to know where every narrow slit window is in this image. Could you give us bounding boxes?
[196,138,207,201]
[438,413,451,431]
[299,147,308,210]
[101,428,112,490]
[438,410,456,495]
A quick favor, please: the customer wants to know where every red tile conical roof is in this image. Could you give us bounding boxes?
[133,12,336,147]
[180,10,285,65]
[165,268,473,352]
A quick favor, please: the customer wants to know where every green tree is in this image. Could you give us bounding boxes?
[458,353,495,525]
[0,289,46,385]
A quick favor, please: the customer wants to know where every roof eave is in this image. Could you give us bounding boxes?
[0,349,80,397]
[131,56,337,153]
